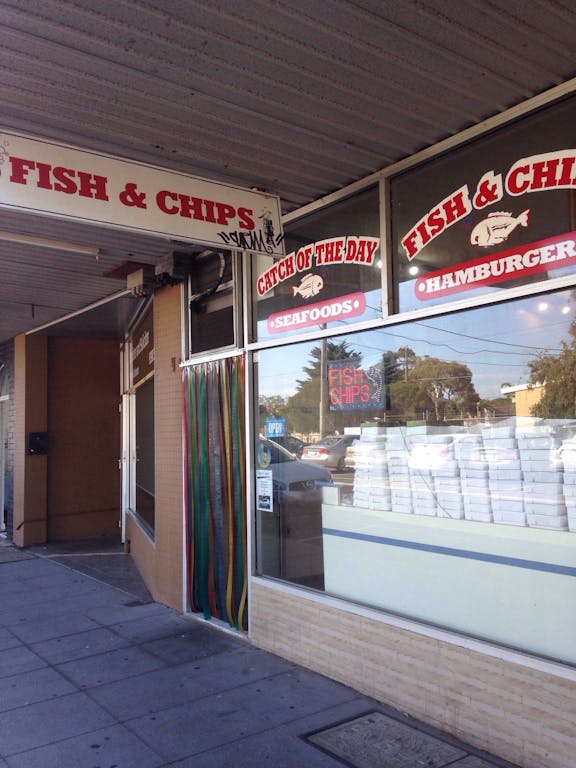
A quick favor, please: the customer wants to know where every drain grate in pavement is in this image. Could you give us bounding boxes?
[307,711,470,768]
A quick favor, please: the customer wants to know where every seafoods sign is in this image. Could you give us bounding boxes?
[0,131,284,256]
[267,292,367,333]
[402,149,576,299]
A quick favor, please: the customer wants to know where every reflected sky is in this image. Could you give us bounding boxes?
[258,288,574,401]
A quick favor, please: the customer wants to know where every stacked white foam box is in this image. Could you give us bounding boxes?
[435,475,465,519]
[410,474,437,516]
[351,437,374,509]
[560,436,576,532]
[368,451,392,512]
[386,431,413,514]
[408,433,456,518]
[352,431,391,511]
[423,434,463,519]
[481,424,525,526]
[455,433,492,523]
[518,426,567,531]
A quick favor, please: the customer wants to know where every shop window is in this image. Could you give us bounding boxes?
[135,376,155,533]
[391,96,576,314]
[188,250,239,354]
[255,287,576,664]
[251,186,382,343]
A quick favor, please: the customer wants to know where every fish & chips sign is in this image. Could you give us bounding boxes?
[402,149,576,299]
[0,131,283,256]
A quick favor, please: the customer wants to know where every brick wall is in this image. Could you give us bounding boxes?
[250,580,576,768]
[129,285,184,610]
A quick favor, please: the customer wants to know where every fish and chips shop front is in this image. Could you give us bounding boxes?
[246,93,576,768]
[4,88,576,768]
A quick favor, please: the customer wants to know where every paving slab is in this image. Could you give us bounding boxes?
[8,612,100,644]
[0,588,118,628]
[0,548,35,564]
[0,543,521,768]
[30,626,132,665]
[0,628,21,652]
[106,609,200,643]
[0,692,115,756]
[170,698,381,768]
[124,668,361,762]
[49,554,154,603]
[0,667,76,713]
[55,644,167,689]
[83,599,166,627]
[140,623,245,665]
[90,645,296,720]
[3,725,165,768]
[0,646,46,678]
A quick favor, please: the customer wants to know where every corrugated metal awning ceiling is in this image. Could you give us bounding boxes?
[1,0,576,342]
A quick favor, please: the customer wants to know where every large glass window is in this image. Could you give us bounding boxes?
[255,287,576,663]
[252,187,382,342]
[391,96,576,313]
[135,377,155,533]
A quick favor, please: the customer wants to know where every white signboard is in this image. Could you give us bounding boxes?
[256,469,274,512]
[0,131,284,256]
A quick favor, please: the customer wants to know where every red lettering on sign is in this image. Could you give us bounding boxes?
[506,151,576,196]
[267,293,366,333]
[8,156,109,200]
[415,231,576,300]
[154,190,255,229]
[402,186,472,260]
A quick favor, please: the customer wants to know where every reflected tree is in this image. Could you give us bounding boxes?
[529,319,576,418]
[390,356,479,423]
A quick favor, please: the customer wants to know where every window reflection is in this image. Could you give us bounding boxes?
[257,287,576,579]
[256,287,576,659]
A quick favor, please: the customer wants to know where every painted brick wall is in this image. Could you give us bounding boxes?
[47,337,120,540]
[0,339,14,536]
[130,285,184,610]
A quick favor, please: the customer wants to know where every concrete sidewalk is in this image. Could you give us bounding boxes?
[0,540,520,768]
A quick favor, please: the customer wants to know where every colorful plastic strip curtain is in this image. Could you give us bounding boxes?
[182,356,247,629]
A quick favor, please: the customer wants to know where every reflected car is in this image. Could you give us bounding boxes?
[344,439,360,469]
[271,434,308,457]
[301,434,357,472]
[257,438,333,507]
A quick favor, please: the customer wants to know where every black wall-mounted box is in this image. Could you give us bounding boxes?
[28,432,48,455]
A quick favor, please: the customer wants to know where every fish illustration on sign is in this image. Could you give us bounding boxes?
[470,210,530,247]
[293,273,324,298]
